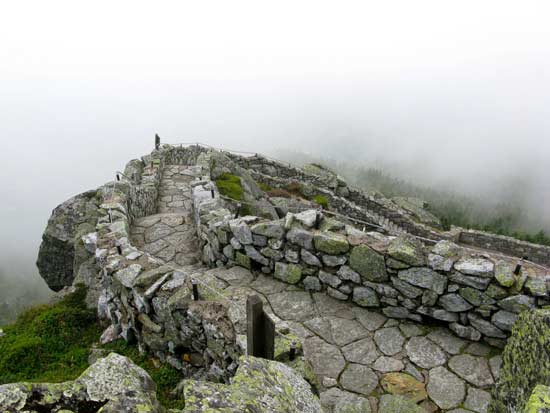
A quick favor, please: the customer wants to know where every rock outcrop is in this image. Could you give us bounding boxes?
[0,353,162,412]
[36,190,100,291]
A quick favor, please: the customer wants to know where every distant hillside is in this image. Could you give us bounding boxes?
[274,149,550,247]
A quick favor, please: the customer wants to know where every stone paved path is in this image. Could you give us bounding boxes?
[130,164,503,413]
[130,165,200,266]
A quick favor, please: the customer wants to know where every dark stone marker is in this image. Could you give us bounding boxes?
[246,294,275,359]
[191,279,199,301]
[155,133,160,150]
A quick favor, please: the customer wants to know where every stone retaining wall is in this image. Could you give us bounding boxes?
[198,175,550,346]
[89,145,240,382]
[459,229,550,268]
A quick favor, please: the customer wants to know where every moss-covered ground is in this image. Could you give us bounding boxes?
[0,285,185,409]
[215,173,244,201]
[0,285,101,384]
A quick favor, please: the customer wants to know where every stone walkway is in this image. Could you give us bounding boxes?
[130,165,200,266]
[130,165,503,413]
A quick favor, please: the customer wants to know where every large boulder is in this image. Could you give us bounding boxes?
[36,190,100,291]
[0,353,162,412]
[182,355,322,412]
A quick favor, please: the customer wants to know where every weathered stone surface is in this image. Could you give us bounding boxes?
[319,270,342,288]
[230,220,253,244]
[459,287,495,306]
[183,355,322,413]
[353,286,380,307]
[378,394,429,413]
[454,257,494,277]
[427,328,467,355]
[468,313,506,338]
[416,306,458,322]
[498,294,535,313]
[398,268,447,294]
[391,277,424,298]
[303,276,322,291]
[406,336,447,368]
[494,261,515,287]
[438,293,473,312]
[313,231,349,255]
[303,336,346,379]
[342,337,380,364]
[244,244,269,265]
[464,387,491,413]
[388,235,426,266]
[113,264,142,288]
[251,220,285,239]
[294,209,318,228]
[427,366,466,409]
[374,327,405,356]
[449,323,481,341]
[383,307,410,318]
[349,244,388,282]
[320,387,372,413]
[37,190,100,291]
[300,249,321,267]
[337,265,361,284]
[373,356,405,372]
[491,310,518,332]
[449,273,492,290]
[268,291,315,321]
[322,254,347,267]
[448,355,494,387]
[525,277,548,297]
[380,372,428,403]
[274,262,302,284]
[340,363,379,396]
[352,307,387,331]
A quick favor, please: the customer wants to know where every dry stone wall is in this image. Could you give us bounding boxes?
[197,180,550,346]
[231,153,550,267]
[88,145,240,382]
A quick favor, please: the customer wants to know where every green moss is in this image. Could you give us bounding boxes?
[101,339,185,409]
[0,285,102,384]
[215,173,244,201]
[489,309,550,413]
[312,195,329,209]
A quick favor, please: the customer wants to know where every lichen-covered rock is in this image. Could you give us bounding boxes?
[494,261,515,287]
[524,385,550,413]
[0,353,162,412]
[349,244,388,282]
[37,190,100,291]
[352,286,380,307]
[378,394,429,413]
[398,268,447,295]
[380,372,427,403]
[313,231,350,255]
[454,257,494,277]
[489,309,550,413]
[387,235,426,266]
[182,355,322,412]
[274,262,302,284]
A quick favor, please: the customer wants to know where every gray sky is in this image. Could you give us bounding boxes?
[0,1,549,291]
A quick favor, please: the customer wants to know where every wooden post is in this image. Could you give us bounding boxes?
[246,295,274,359]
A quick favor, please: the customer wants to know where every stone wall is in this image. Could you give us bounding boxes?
[230,152,550,267]
[459,229,550,268]
[89,145,240,382]
[197,178,549,346]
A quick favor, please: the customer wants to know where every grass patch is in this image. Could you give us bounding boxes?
[0,285,102,384]
[102,339,185,409]
[215,173,244,201]
[256,181,272,192]
[313,195,329,209]
[285,181,303,196]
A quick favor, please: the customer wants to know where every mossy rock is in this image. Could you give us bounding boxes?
[489,309,550,413]
[349,244,388,282]
[524,385,550,413]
